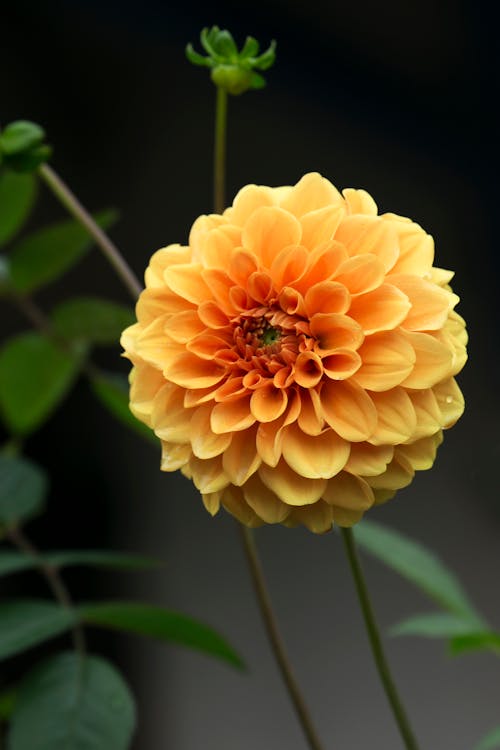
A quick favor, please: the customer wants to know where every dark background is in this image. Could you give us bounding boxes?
[1,1,499,748]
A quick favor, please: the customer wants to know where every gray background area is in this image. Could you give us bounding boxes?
[1,1,499,748]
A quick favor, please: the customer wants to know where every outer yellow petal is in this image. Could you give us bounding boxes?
[369,388,417,445]
[288,501,334,533]
[242,473,291,524]
[242,207,302,267]
[323,472,374,510]
[259,460,327,506]
[280,172,343,217]
[282,424,350,479]
[321,380,377,442]
[222,427,262,486]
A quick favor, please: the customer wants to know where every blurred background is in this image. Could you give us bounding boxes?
[1,0,499,748]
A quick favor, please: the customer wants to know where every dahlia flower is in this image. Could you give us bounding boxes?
[121,173,466,533]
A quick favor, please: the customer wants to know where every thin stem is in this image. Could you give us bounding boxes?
[239,524,325,750]
[340,527,420,750]
[7,526,86,656]
[38,163,142,301]
[213,87,228,213]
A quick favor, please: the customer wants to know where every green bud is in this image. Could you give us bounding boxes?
[0,121,45,156]
[187,26,276,96]
[0,121,51,173]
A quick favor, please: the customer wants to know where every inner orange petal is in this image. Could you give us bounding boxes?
[250,383,288,422]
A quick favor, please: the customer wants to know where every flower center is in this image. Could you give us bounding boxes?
[260,322,282,346]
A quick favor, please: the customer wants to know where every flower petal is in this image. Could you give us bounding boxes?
[334,254,386,295]
[366,454,414,490]
[222,427,262,486]
[323,472,374,510]
[321,380,377,441]
[242,206,302,267]
[280,172,343,217]
[164,263,213,304]
[294,351,324,388]
[369,388,417,445]
[289,501,334,533]
[259,460,327,505]
[211,394,256,434]
[304,281,350,316]
[344,443,394,476]
[163,352,225,389]
[401,331,454,389]
[389,274,457,331]
[322,350,362,380]
[270,245,309,289]
[242,473,291,523]
[300,204,345,248]
[342,188,378,216]
[190,404,232,459]
[282,424,350,478]
[221,485,263,527]
[189,455,229,493]
[160,442,191,471]
[433,378,465,428]
[397,433,442,471]
[250,383,288,422]
[348,284,411,334]
[352,331,416,391]
[335,216,399,272]
[310,313,364,352]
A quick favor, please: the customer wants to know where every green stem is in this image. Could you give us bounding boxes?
[340,527,420,750]
[7,526,86,656]
[38,163,142,301]
[239,525,326,750]
[214,87,228,213]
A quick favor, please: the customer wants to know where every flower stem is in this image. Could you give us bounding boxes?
[340,527,420,750]
[239,524,325,750]
[7,526,86,656]
[214,87,228,213]
[37,163,143,301]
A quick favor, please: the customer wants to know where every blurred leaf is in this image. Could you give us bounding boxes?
[0,549,160,577]
[8,651,136,750]
[0,333,81,435]
[51,297,134,345]
[0,600,77,660]
[474,728,500,750]
[0,122,45,156]
[0,686,17,719]
[0,171,36,247]
[90,372,157,445]
[450,632,500,656]
[0,455,48,526]
[79,601,244,668]
[8,209,118,293]
[353,519,485,625]
[240,36,259,59]
[390,612,484,639]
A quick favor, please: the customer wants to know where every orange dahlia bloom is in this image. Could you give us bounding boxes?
[121,173,466,533]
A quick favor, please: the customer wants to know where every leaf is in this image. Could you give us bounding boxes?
[0,332,81,435]
[51,297,134,346]
[0,686,17,720]
[474,727,500,750]
[7,652,136,750]
[0,549,160,578]
[90,372,158,445]
[0,171,37,247]
[390,612,484,638]
[0,122,45,156]
[8,209,118,293]
[450,632,500,656]
[353,519,485,625]
[0,455,48,526]
[79,601,244,669]
[0,600,77,660]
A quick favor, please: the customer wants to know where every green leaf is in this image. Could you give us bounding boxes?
[0,600,77,660]
[79,601,244,669]
[474,727,500,750]
[250,72,267,90]
[6,144,52,174]
[90,372,158,445]
[0,333,81,435]
[0,122,45,156]
[0,686,17,720]
[0,549,160,577]
[0,455,48,526]
[8,652,136,750]
[450,632,500,656]
[185,43,212,67]
[0,171,37,247]
[240,36,260,59]
[8,209,118,294]
[390,612,483,639]
[353,519,485,625]
[51,297,134,346]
